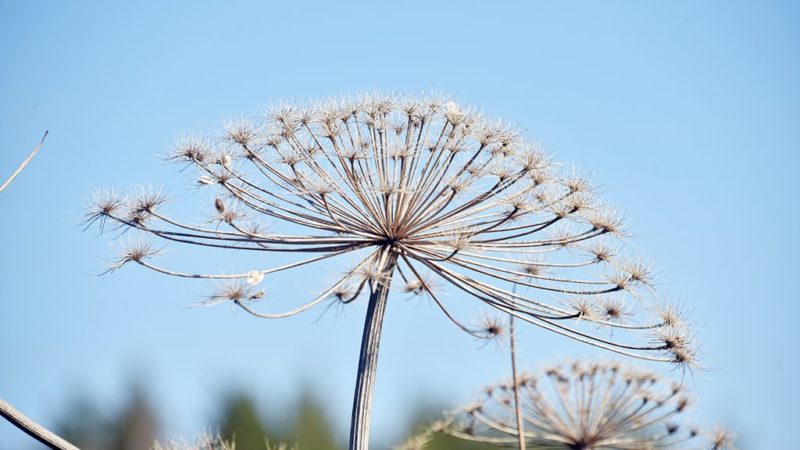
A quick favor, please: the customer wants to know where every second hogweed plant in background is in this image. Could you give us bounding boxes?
[87,93,698,450]
[428,361,734,449]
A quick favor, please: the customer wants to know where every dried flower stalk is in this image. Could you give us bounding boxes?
[0,399,79,450]
[509,315,527,450]
[0,131,48,193]
[88,94,698,450]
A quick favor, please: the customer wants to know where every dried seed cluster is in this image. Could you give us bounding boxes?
[434,361,734,449]
[88,93,697,366]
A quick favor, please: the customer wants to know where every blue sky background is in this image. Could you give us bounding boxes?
[1,1,798,448]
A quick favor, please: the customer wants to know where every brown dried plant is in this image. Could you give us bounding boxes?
[87,94,698,450]
[432,361,735,449]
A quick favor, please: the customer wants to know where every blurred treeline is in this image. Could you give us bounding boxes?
[51,382,493,450]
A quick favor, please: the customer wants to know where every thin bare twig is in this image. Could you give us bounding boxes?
[0,398,79,450]
[0,131,48,193]
[509,315,527,450]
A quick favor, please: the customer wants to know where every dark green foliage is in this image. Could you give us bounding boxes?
[55,382,158,450]
[52,383,496,450]
[397,405,496,450]
[287,393,342,450]
[425,433,497,450]
[55,395,111,450]
[110,385,159,450]
[219,393,272,450]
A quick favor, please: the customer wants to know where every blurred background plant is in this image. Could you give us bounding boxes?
[47,381,502,450]
[426,360,735,450]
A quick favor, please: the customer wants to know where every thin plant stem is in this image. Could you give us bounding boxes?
[0,398,78,450]
[509,309,527,449]
[348,252,398,450]
[0,131,48,193]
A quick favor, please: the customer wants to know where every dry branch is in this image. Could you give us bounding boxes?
[0,398,79,450]
[0,131,48,193]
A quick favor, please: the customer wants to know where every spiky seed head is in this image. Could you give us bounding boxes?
[477,315,505,340]
[202,282,264,306]
[90,93,699,376]
[567,298,597,322]
[621,259,655,288]
[520,261,545,277]
[84,189,124,230]
[437,360,720,449]
[168,135,209,164]
[330,285,356,303]
[710,427,736,450]
[587,243,616,262]
[657,304,687,328]
[224,118,257,147]
[115,241,161,267]
[587,208,625,235]
[601,298,631,322]
[653,326,692,351]
[670,346,699,370]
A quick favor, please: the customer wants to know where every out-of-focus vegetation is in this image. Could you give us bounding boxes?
[56,382,158,450]
[48,382,494,450]
[218,393,273,450]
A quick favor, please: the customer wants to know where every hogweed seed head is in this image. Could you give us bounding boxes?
[476,315,506,341]
[167,134,210,165]
[83,189,124,231]
[199,281,265,307]
[88,93,699,367]
[435,360,734,449]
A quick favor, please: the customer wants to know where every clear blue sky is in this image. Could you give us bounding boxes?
[1,1,798,448]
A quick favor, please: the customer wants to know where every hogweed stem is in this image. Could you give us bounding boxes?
[509,315,527,450]
[349,250,398,450]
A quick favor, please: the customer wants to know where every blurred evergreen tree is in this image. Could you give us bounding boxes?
[219,392,272,450]
[423,432,495,450]
[55,394,111,450]
[55,381,159,450]
[52,383,498,450]
[110,383,159,450]
[287,392,342,450]
[396,404,495,450]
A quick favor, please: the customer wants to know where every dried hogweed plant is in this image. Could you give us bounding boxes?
[432,361,734,449]
[86,94,697,450]
[151,432,297,450]
[150,431,235,450]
